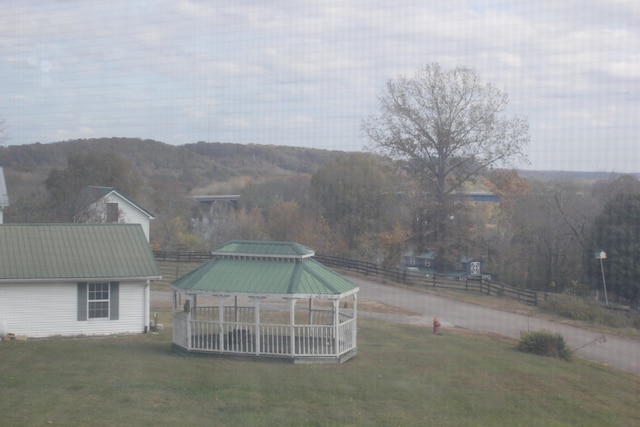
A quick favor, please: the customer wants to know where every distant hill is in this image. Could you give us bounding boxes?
[1,137,637,204]
[0,137,342,198]
[516,169,640,181]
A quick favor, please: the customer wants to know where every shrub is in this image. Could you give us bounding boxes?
[517,330,572,361]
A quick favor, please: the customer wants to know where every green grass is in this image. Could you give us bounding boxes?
[1,313,639,427]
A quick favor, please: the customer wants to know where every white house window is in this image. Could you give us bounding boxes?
[88,282,110,319]
[409,257,416,265]
[423,259,431,267]
[78,282,119,321]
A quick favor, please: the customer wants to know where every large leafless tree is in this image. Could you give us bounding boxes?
[362,63,529,254]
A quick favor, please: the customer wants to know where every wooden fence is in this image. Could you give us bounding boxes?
[154,251,538,306]
[313,254,538,306]
[153,250,214,263]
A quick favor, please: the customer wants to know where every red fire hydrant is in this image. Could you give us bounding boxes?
[433,316,441,335]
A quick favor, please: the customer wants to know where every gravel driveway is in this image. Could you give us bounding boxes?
[348,275,640,376]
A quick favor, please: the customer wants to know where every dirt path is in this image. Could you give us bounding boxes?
[348,275,640,376]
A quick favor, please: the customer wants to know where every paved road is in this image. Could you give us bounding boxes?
[348,275,640,376]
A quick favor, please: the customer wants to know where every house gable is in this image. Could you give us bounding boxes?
[75,186,154,242]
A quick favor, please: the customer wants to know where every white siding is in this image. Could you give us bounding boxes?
[0,281,149,338]
[103,193,151,241]
[85,192,151,242]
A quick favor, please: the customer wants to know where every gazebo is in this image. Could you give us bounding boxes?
[171,240,359,363]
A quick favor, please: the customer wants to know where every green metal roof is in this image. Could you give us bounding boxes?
[172,241,357,296]
[403,250,437,259]
[0,224,161,281]
[212,240,314,258]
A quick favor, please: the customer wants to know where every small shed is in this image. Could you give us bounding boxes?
[400,250,437,276]
[0,223,161,338]
[448,257,484,280]
[171,240,359,363]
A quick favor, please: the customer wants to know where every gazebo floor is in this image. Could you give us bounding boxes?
[172,332,357,364]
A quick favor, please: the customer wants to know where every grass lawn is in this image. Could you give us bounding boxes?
[1,309,639,427]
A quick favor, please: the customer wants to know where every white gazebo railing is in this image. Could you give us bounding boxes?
[172,296,357,363]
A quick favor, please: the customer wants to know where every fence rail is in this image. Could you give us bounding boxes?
[154,250,213,262]
[313,254,538,306]
[156,251,537,306]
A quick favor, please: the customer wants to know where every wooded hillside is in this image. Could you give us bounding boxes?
[0,137,342,198]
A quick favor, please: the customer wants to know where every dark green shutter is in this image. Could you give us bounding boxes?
[77,283,87,321]
[110,282,119,320]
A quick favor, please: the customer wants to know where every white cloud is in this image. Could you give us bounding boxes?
[0,0,639,171]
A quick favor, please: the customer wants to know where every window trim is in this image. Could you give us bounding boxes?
[88,282,110,319]
[77,282,119,321]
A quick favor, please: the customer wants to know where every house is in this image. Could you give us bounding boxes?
[0,167,8,224]
[399,250,485,280]
[400,250,437,277]
[171,240,359,363]
[74,186,155,242]
[0,223,161,339]
[450,256,485,280]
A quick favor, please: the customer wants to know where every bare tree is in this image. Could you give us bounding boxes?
[362,63,529,253]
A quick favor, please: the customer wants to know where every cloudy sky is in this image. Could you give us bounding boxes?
[1,1,639,172]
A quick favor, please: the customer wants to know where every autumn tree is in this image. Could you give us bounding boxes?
[266,200,303,242]
[591,192,640,308]
[45,152,143,221]
[362,63,529,259]
[507,180,597,292]
[310,152,396,256]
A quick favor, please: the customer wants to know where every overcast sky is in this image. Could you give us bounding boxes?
[1,1,639,172]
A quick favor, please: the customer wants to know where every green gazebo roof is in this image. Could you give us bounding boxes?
[171,241,358,297]
[212,240,314,258]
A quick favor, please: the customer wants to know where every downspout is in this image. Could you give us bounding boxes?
[144,280,150,333]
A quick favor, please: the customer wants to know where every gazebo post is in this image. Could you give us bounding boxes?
[352,293,358,350]
[333,299,339,356]
[289,298,296,357]
[218,295,225,351]
[308,298,313,325]
[234,296,239,323]
[253,296,262,355]
[186,294,192,351]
